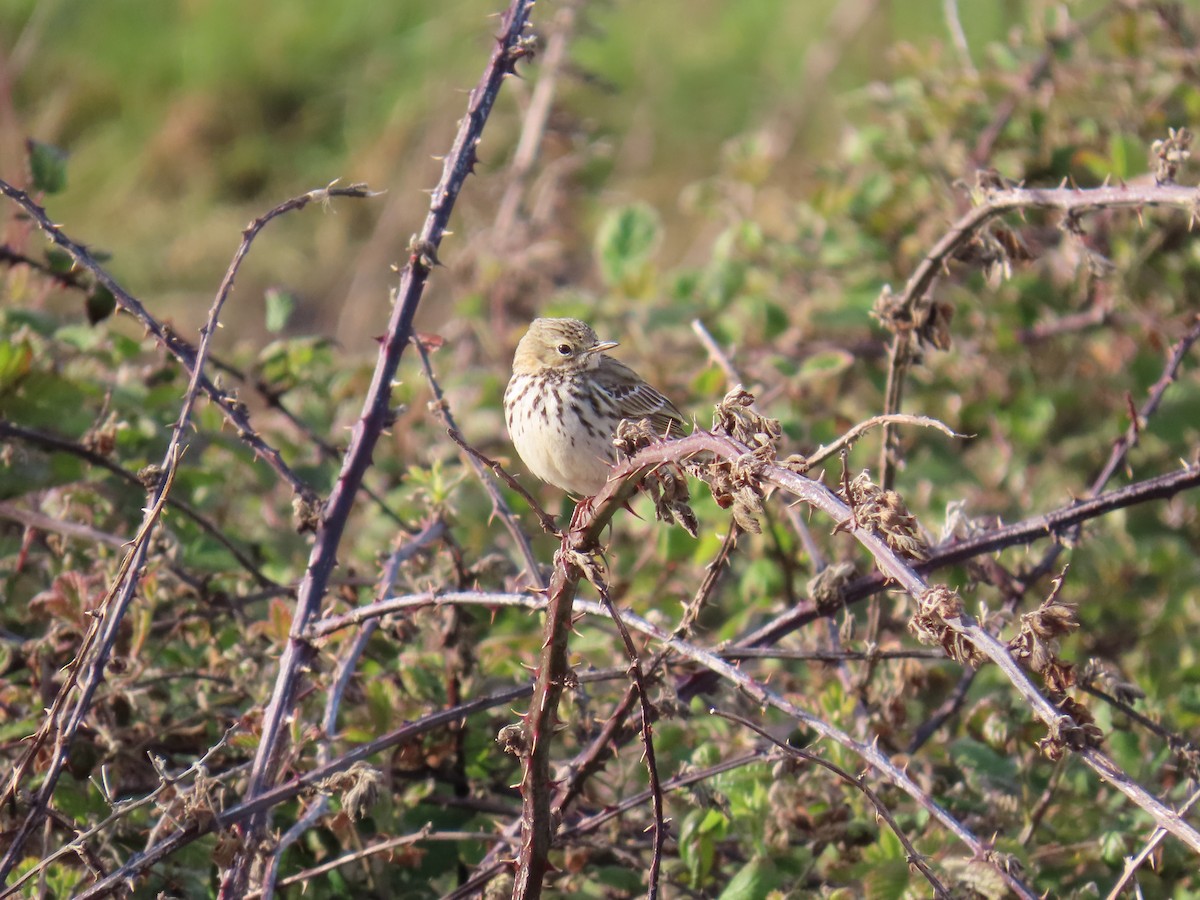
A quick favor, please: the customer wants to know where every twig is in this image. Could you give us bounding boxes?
[970,2,1121,166]
[1,183,335,877]
[1105,783,1200,900]
[942,0,976,78]
[257,521,446,900]
[591,575,1040,898]
[1079,681,1200,760]
[804,413,963,471]
[252,829,517,899]
[711,707,953,897]
[411,335,548,587]
[877,180,1200,487]
[0,179,374,506]
[67,671,628,900]
[493,0,584,236]
[595,583,666,899]
[1090,313,1200,494]
[204,352,412,529]
[443,428,560,535]
[723,646,945,662]
[467,514,735,890]
[228,4,539,892]
[0,420,280,587]
[722,458,1200,658]
[999,308,1200,647]
[1018,758,1066,846]
[691,318,744,387]
[343,496,1036,897]
[0,728,238,899]
[906,668,978,754]
[0,500,128,549]
[445,751,777,900]
[512,463,648,900]
[614,431,1200,860]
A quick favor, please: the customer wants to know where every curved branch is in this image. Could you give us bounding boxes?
[230,4,539,893]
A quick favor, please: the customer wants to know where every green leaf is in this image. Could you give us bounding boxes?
[949,738,1018,782]
[595,203,661,286]
[860,857,911,900]
[264,286,297,333]
[44,248,75,274]
[0,340,33,393]
[797,349,854,382]
[679,808,719,887]
[85,285,117,325]
[1108,132,1144,180]
[718,856,783,900]
[27,139,69,194]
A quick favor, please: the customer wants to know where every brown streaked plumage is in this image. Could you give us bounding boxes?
[503,317,685,495]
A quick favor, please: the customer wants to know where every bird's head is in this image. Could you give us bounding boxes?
[511,317,618,375]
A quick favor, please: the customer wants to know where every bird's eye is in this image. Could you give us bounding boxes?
[556,343,572,356]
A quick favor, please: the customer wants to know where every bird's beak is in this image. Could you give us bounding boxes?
[588,340,619,354]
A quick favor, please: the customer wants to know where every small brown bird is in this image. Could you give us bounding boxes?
[504,317,685,496]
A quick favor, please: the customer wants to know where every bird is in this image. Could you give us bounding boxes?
[503,317,685,496]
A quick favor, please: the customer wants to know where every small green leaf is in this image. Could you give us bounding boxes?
[0,340,33,393]
[27,139,69,194]
[596,203,661,286]
[264,286,297,333]
[859,857,911,900]
[797,349,854,382]
[719,857,783,900]
[44,248,75,274]
[1108,133,1144,180]
[85,285,116,325]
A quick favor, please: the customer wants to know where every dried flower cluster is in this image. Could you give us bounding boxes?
[1008,596,1079,694]
[699,387,783,533]
[807,562,857,616]
[907,584,985,667]
[839,471,930,562]
[612,418,698,537]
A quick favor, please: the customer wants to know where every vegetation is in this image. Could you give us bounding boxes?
[3,1,1200,897]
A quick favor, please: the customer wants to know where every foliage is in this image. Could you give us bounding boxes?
[3,1,1200,898]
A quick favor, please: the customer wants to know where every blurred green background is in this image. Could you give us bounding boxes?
[3,0,1017,347]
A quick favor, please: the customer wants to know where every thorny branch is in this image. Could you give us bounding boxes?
[876,179,1200,487]
[711,708,953,898]
[411,335,547,588]
[225,3,539,893]
[0,183,368,881]
[0,179,374,508]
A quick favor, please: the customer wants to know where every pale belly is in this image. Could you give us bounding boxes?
[504,373,616,496]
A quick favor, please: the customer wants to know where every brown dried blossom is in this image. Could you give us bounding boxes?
[317,761,384,820]
[1037,695,1104,760]
[807,562,856,616]
[1008,575,1079,694]
[840,471,930,561]
[700,387,782,533]
[1151,126,1192,185]
[614,418,698,536]
[908,585,985,667]
[710,386,782,451]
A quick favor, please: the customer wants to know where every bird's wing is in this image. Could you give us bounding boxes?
[596,359,686,436]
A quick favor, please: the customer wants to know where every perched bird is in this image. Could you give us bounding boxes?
[504,317,685,496]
